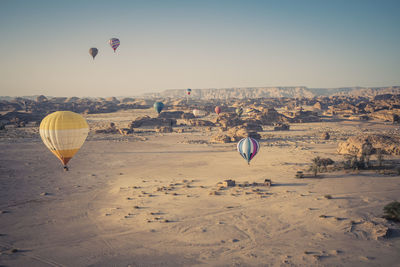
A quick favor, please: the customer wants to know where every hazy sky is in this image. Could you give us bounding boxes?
[1,0,399,97]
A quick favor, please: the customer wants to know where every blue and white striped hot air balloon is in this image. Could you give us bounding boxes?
[237,137,260,165]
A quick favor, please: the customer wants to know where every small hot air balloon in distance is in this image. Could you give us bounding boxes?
[193,109,206,117]
[215,106,221,115]
[154,102,164,114]
[237,137,260,165]
[186,88,192,95]
[89,48,98,59]
[40,111,89,171]
[109,38,120,52]
[235,107,243,117]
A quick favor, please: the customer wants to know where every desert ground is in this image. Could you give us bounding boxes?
[1,109,400,266]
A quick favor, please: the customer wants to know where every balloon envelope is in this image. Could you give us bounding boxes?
[237,137,260,165]
[109,38,120,52]
[40,111,89,167]
[154,102,164,114]
[215,106,221,115]
[89,48,98,59]
[193,109,206,117]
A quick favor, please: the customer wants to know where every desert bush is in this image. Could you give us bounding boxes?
[320,158,334,172]
[309,157,335,176]
[343,146,370,170]
[344,154,361,170]
[383,201,400,222]
[361,140,373,168]
[310,157,321,177]
[376,149,384,167]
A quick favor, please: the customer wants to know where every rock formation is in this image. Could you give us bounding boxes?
[129,116,176,128]
[186,119,215,127]
[158,111,184,119]
[338,134,400,156]
[210,125,261,143]
[155,126,173,133]
[214,113,243,128]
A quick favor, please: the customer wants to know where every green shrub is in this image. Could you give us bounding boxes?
[383,201,400,222]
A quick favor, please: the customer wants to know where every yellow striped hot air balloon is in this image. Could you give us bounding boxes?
[39,111,89,170]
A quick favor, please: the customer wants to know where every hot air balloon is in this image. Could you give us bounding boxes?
[186,88,192,95]
[154,102,164,114]
[89,48,98,59]
[40,111,89,170]
[109,38,120,52]
[215,106,221,115]
[237,137,260,165]
[193,109,206,117]
[235,107,243,117]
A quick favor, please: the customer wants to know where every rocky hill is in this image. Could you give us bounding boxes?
[2,87,400,102]
[145,87,314,99]
[144,86,400,99]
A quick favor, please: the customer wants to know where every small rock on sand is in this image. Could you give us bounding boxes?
[329,250,341,255]
[359,256,374,261]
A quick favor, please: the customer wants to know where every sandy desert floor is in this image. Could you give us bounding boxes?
[1,110,400,266]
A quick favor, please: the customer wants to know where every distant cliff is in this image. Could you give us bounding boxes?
[144,86,400,99]
[2,86,399,101]
[144,87,315,99]
[309,86,400,97]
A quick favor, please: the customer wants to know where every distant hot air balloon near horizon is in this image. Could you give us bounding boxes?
[154,102,164,114]
[215,106,221,115]
[109,38,120,52]
[186,88,192,95]
[237,137,260,165]
[193,109,206,117]
[40,111,89,171]
[235,107,243,117]
[89,48,98,59]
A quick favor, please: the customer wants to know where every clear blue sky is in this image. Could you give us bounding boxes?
[0,0,399,97]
